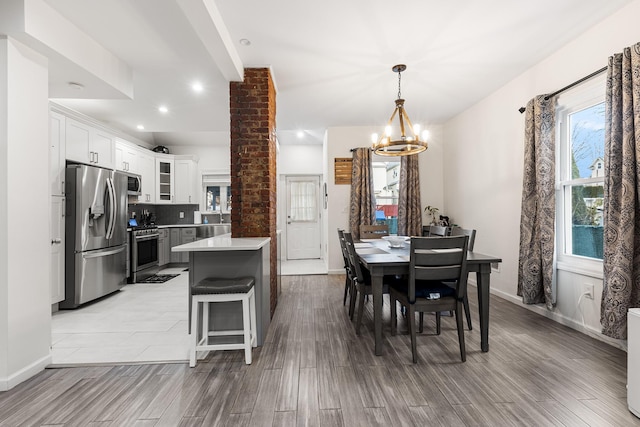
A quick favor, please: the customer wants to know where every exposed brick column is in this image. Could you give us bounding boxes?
[229,68,278,317]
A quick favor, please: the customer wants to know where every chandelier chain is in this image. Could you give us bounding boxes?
[397,71,402,100]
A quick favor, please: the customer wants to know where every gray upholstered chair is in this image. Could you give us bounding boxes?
[449,227,477,330]
[342,231,393,334]
[337,229,355,317]
[389,235,469,363]
[426,225,450,237]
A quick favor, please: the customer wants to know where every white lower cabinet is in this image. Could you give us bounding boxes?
[50,196,65,304]
[158,228,170,267]
[170,229,181,263]
[170,227,195,263]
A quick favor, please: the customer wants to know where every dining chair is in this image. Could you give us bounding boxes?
[360,224,389,239]
[448,227,477,330]
[389,235,469,363]
[450,226,476,252]
[426,225,450,237]
[337,229,355,316]
[343,231,392,333]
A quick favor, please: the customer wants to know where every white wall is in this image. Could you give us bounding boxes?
[418,125,445,223]
[0,37,51,390]
[443,0,640,346]
[325,126,445,273]
[278,144,323,175]
[277,144,324,260]
[168,144,230,174]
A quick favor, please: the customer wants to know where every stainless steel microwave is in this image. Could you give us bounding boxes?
[126,173,142,196]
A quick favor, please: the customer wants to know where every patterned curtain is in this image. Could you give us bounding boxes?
[397,155,422,237]
[517,95,556,310]
[601,43,640,340]
[349,148,375,240]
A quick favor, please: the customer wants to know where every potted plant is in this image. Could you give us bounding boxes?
[424,205,439,226]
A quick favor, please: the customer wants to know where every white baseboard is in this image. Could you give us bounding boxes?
[481,284,627,351]
[328,269,343,275]
[0,353,52,391]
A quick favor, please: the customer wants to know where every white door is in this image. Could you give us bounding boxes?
[50,196,65,304]
[286,176,321,260]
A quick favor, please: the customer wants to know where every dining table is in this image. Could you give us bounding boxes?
[356,238,502,356]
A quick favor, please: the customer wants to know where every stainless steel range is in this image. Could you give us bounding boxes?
[128,224,159,283]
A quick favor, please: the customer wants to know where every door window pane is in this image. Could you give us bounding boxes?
[289,181,317,221]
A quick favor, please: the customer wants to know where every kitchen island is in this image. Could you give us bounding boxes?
[172,234,271,345]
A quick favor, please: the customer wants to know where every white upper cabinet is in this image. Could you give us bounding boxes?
[153,155,198,204]
[138,150,156,203]
[65,118,115,169]
[115,139,139,173]
[156,157,174,204]
[49,111,66,196]
[174,158,196,204]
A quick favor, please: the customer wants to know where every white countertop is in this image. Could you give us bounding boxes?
[157,223,230,228]
[171,234,270,252]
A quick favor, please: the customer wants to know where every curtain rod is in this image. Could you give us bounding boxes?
[518,66,607,114]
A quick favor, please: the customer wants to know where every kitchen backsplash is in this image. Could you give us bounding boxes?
[129,203,199,225]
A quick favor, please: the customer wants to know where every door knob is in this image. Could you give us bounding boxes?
[51,238,62,244]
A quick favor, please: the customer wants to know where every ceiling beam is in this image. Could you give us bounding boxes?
[177,0,244,82]
[0,0,133,99]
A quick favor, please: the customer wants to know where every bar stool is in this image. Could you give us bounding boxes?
[190,276,257,367]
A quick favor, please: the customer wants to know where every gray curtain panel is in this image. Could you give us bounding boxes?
[517,95,556,309]
[398,155,422,237]
[349,148,375,240]
[601,43,640,340]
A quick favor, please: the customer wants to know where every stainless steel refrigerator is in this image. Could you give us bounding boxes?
[60,164,128,308]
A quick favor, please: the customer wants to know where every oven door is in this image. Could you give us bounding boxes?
[132,233,159,272]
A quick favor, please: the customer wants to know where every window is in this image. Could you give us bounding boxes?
[372,160,399,234]
[202,174,231,212]
[557,76,605,268]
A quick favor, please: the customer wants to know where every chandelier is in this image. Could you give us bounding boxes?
[371,64,428,156]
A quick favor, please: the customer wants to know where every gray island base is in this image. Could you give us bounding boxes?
[172,235,271,346]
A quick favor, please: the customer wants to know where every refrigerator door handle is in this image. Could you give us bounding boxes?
[106,177,117,239]
[82,245,126,259]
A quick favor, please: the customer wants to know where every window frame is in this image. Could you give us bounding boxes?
[555,74,606,279]
[201,173,231,213]
[372,159,400,209]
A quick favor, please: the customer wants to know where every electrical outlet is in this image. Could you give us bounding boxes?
[585,283,594,299]
[179,212,184,219]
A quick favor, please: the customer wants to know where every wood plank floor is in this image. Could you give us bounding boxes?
[1,274,638,426]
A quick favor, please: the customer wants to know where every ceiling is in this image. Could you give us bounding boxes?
[41,0,632,147]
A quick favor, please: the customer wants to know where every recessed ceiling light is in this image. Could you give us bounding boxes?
[158,105,168,114]
[192,82,204,93]
[136,124,145,130]
[68,82,84,90]
[239,38,251,46]
[297,131,304,138]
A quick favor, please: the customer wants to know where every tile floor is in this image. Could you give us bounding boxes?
[51,260,327,366]
[281,258,327,275]
[51,267,190,366]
